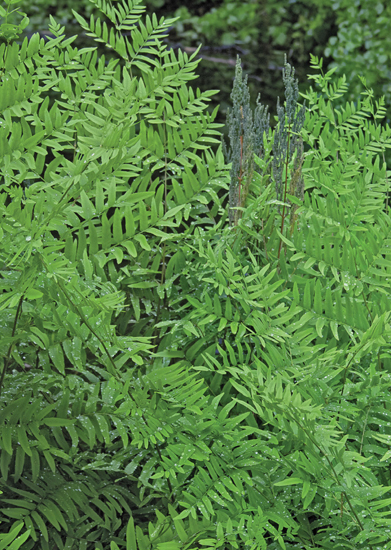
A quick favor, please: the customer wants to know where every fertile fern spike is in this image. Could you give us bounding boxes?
[226,57,252,226]
[272,55,306,204]
[253,94,270,159]
[225,56,305,229]
[225,56,270,226]
[289,136,305,230]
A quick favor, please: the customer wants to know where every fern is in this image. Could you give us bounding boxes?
[0,1,230,548]
[157,56,391,549]
[3,1,391,549]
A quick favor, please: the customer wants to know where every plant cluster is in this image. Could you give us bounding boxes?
[2,1,391,550]
[11,0,391,110]
[321,0,391,107]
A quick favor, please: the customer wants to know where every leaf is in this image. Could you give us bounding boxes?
[31,511,48,541]
[133,234,151,251]
[43,418,75,427]
[30,448,40,482]
[276,230,295,249]
[301,480,311,499]
[303,281,312,309]
[303,486,317,509]
[316,317,326,338]
[16,427,31,456]
[29,327,49,349]
[122,240,137,258]
[2,426,13,455]
[329,320,339,340]
[80,190,95,219]
[274,478,303,486]
[113,209,123,243]
[0,524,31,550]
[43,450,56,472]
[13,446,25,482]
[230,379,251,398]
[25,288,43,300]
[101,213,112,249]
[0,448,12,480]
[380,449,391,462]
[48,343,65,374]
[111,417,128,447]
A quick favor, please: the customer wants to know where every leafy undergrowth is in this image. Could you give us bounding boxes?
[1,1,391,549]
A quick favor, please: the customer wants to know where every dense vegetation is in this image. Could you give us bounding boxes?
[2,1,391,549]
[9,0,391,122]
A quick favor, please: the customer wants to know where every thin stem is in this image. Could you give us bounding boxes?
[261,219,269,261]
[287,412,373,548]
[238,134,243,209]
[52,274,175,497]
[0,295,24,398]
[56,278,118,375]
[359,406,371,455]
[278,125,291,259]
[153,112,169,347]
[233,105,244,227]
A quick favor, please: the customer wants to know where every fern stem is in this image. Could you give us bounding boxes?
[156,443,174,502]
[359,406,371,455]
[0,294,24,398]
[261,219,269,261]
[55,277,119,376]
[237,133,243,225]
[287,411,373,548]
[154,113,169,347]
[350,244,383,373]
[382,147,390,212]
[278,125,291,259]
[54,269,168,475]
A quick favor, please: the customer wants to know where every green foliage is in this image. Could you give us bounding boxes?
[0,0,28,43]
[3,1,391,549]
[10,0,391,116]
[172,1,260,48]
[0,0,230,547]
[162,54,391,548]
[322,0,391,107]
[12,0,391,127]
[14,0,96,35]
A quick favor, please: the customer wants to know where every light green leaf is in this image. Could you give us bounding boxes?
[274,478,303,486]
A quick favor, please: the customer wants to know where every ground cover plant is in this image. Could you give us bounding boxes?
[2,1,391,549]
